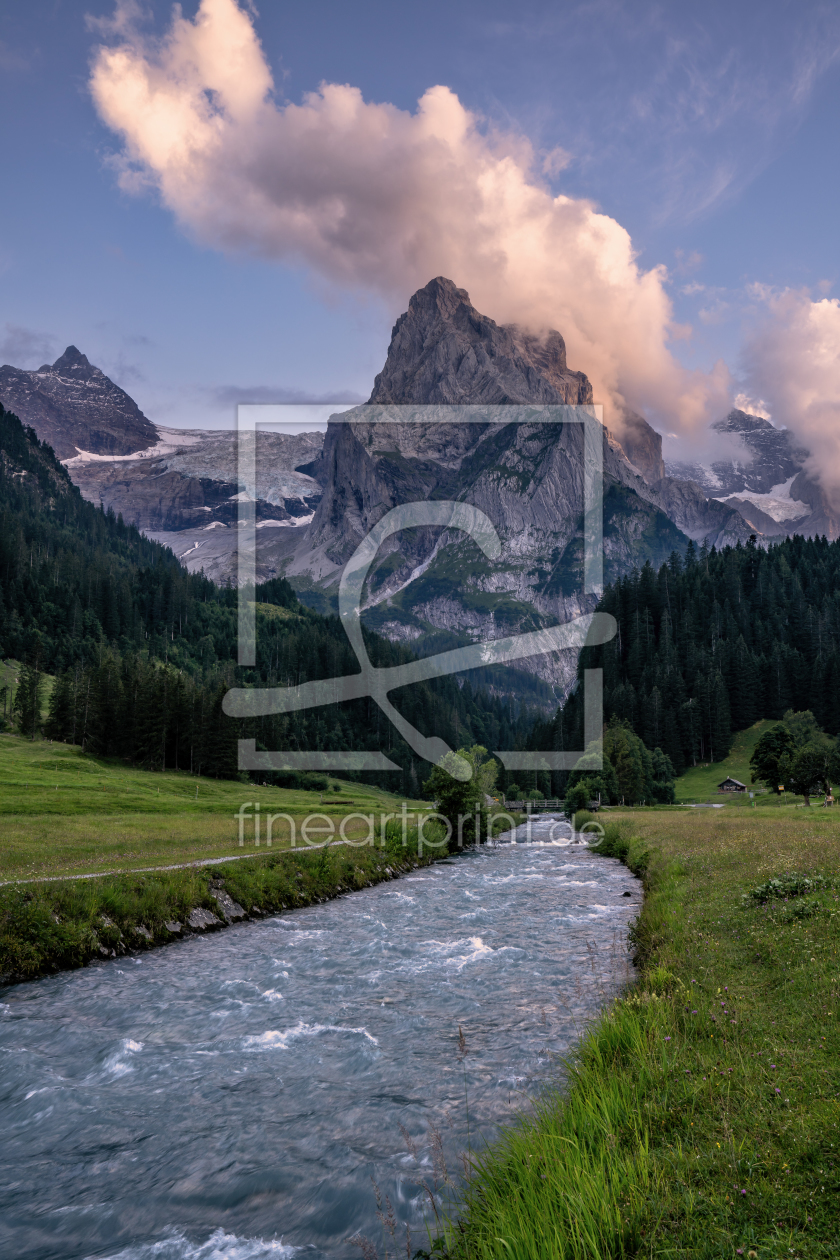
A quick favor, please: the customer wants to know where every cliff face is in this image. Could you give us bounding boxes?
[278,278,733,699]
[0,347,158,460]
[664,407,840,537]
[66,429,323,532]
[368,277,592,407]
[614,407,665,483]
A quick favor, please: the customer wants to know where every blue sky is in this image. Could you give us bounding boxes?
[1,0,839,432]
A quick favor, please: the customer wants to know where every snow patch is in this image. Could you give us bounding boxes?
[714,475,809,523]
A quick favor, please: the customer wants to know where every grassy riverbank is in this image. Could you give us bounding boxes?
[444,808,840,1259]
[0,826,443,984]
[0,730,525,983]
[0,732,427,881]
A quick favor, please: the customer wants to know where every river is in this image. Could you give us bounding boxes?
[0,818,639,1260]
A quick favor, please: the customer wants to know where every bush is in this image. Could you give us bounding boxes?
[564,779,591,819]
[744,871,828,903]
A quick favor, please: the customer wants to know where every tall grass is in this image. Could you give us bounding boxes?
[0,820,445,983]
[439,814,840,1258]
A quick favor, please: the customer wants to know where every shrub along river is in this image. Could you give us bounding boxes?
[0,818,640,1260]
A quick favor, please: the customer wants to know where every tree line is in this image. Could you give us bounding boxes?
[528,533,840,794]
[0,403,526,791]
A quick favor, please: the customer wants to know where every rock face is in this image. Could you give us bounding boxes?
[369,277,592,407]
[0,346,158,459]
[67,428,323,532]
[0,346,324,533]
[274,278,755,699]
[666,409,806,498]
[616,407,665,483]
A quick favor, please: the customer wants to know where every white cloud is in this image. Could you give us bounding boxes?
[89,0,732,435]
[742,290,840,503]
[732,392,771,419]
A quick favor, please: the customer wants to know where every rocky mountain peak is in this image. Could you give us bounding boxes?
[0,346,158,460]
[50,345,94,374]
[714,408,776,435]
[369,276,592,407]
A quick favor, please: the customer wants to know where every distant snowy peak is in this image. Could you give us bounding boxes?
[664,408,806,499]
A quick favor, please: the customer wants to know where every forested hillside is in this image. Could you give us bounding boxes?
[0,403,522,790]
[533,535,840,775]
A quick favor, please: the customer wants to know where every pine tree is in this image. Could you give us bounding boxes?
[14,662,43,739]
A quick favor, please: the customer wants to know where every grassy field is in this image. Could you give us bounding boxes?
[674,720,780,803]
[0,732,428,882]
[445,807,840,1258]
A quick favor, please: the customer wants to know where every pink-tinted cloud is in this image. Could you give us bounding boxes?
[742,290,840,503]
[89,0,731,433]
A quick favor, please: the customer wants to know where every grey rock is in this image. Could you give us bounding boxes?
[0,344,324,533]
[187,907,222,931]
[666,409,806,498]
[276,278,753,699]
[133,925,153,941]
[664,408,838,539]
[68,428,323,533]
[211,890,246,923]
[0,346,157,460]
[164,920,182,934]
[368,277,592,407]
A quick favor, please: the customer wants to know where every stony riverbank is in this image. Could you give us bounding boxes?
[0,814,529,985]
[0,838,435,986]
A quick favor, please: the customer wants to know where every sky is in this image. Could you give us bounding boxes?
[1,0,839,467]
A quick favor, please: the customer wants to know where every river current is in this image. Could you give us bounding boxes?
[0,819,639,1260]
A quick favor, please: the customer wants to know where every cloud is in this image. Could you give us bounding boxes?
[0,323,56,367]
[207,385,364,409]
[742,290,840,503]
[541,146,572,178]
[88,0,732,435]
[732,392,771,420]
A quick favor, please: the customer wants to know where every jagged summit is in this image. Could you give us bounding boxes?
[0,345,158,460]
[369,276,592,408]
[368,277,669,481]
[48,345,93,373]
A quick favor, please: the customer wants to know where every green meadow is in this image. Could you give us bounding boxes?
[0,731,427,883]
[444,807,840,1258]
[674,720,809,806]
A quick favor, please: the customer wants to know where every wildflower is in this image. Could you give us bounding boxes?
[664,1036,671,1041]
[776,1088,781,1093]
[692,1009,698,1014]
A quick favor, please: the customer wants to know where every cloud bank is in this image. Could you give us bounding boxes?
[742,291,840,507]
[88,0,733,435]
